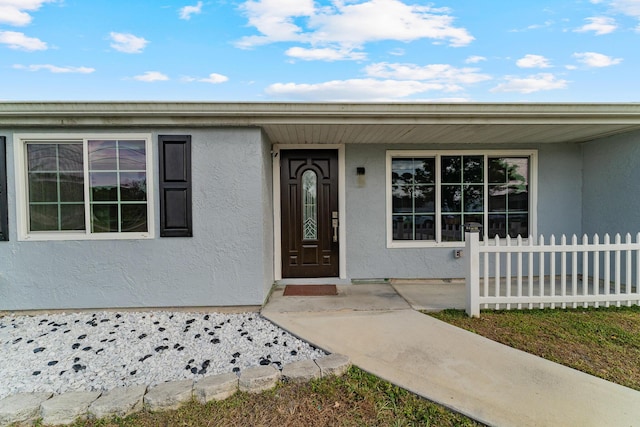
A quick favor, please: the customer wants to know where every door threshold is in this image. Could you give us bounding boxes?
[276,278,351,286]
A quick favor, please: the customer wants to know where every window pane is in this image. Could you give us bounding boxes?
[509,214,528,238]
[121,204,148,232]
[28,173,58,202]
[488,214,507,238]
[58,145,83,171]
[441,185,461,212]
[414,185,435,213]
[392,215,413,240]
[118,140,146,170]
[392,185,412,213]
[415,215,435,240]
[92,204,118,232]
[464,214,483,230]
[29,204,59,231]
[392,159,413,185]
[28,144,58,171]
[120,172,147,201]
[488,184,506,212]
[441,214,462,241]
[488,158,507,184]
[464,185,483,212]
[59,173,84,202]
[508,185,528,212]
[414,158,435,184]
[463,156,483,183]
[441,156,461,183]
[91,172,118,201]
[89,140,117,170]
[60,204,85,230]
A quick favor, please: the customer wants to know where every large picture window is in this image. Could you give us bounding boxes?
[387,150,535,247]
[15,134,154,240]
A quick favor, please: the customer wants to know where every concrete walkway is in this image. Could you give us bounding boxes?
[262,282,640,427]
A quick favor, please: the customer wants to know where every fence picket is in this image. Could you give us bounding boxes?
[582,234,589,308]
[593,234,600,308]
[626,233,632,307]
[571,235,578,309]
[615,233,621,307]
[561,234,567,309]
[517,235,523,310]
[604,234,611,308]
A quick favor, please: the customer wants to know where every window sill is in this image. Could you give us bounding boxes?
[388,237,532,249]
[19,232,154,241]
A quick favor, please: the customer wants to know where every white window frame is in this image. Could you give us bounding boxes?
[386,149,537,248]
[14,133,155,241]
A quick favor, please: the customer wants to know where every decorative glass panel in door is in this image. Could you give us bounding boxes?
[302,170,317,240]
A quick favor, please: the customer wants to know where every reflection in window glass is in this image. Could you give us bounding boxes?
[392,158,435,241]
[27,143,85,231]
[390,153,530,243]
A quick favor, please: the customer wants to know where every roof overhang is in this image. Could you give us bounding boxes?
[1,102,640,145]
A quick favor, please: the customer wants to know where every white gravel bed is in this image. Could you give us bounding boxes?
[0,311,326,400]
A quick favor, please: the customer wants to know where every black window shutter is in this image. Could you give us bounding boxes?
[0,137,7,241]
[158,135,192,237]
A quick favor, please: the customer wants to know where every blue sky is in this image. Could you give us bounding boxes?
[1,0,639,101]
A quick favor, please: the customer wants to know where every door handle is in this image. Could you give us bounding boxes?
[332,211,339,243]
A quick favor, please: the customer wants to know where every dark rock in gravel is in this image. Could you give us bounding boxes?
[290,350,297,356]
[82,346,92,351]
[188,359,195,364]
[198,368,207,375]
[138,334,147,339]
[64,330,71,333]
[232,367,240,373]
[194,334,201,339]
[72,364,86,372]
[259,359,270,366]
[173,343,180,349]
[186,319,195,324]
[72,343,80,349]
[204,315,210,320]
[177,346,185,351]
[100,339,108,343]
[208,332,215,336]
[96,349,104,354]
[130,370,137,375]
[12,337,22,344]
[78,334,87,340]
[232,352,240,358]
[74,357,80,363]
[33,347,45,353]
[190,367,198,374]
[158,327,166,332]
[139,354,152,362]
[116,314,122,318]
[211,338,220,344]
[185,365,191,370]
[230,359,236,364]
[33,371,41,376]
[48,360,58,366]
[59,370,66,375]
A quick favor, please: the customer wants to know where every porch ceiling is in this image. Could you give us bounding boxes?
[1,102,640,145]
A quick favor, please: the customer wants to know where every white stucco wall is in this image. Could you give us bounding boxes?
[0,128,274,310]
[582,129,640,236]
[344,143,583,280]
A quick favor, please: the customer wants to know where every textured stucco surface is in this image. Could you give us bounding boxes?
[582,130,640,237]
[344,143,583,280]
[0,128,273,310]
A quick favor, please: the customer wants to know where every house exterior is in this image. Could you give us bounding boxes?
[1,102,640,311]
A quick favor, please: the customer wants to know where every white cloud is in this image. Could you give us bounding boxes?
[182,73,229,84]
[285,46,367,61]
[13,64,95,73]
[365,62,491,84]
[109,32,149,54]
[0,0,53,26]
[465,55,486,64]
[237,0,473,53]
[575,16,617,35]
[389,48,405,56]
[516,54,552,68]
[265,78,454,101]
[0,30,47,50]
[490,73,568,94]
[179,1,203,20]
[133,71,169,82]
[608,0,640,18]
[573,51,622,67]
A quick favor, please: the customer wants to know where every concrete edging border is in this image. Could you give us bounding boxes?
[0,353,351,426]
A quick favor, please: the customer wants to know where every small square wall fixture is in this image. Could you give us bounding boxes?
[356,167,365,175]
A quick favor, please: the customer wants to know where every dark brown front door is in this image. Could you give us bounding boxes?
[281,149,339,278]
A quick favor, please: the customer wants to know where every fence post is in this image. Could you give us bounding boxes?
[465,230,480,317]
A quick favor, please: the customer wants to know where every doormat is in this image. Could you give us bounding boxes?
[283,284,338,296]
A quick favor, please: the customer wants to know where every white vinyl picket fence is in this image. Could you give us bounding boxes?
[464,231,640,317]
